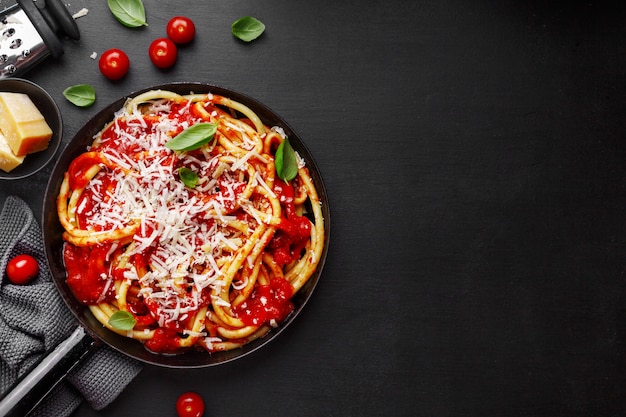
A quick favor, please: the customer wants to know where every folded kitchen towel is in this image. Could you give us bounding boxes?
[0,196,142,416]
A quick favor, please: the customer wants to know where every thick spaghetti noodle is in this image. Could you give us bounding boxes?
[57,90,324,354]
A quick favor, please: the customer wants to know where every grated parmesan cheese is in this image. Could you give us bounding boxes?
[71,94,313,333]
[76,98,267,327]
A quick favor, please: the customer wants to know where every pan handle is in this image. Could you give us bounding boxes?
[0,326,95,417]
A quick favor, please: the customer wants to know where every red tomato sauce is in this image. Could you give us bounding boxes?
[63,243,116,304]
[74,173,119,230]
[67,152,108,190]
[144,328,186,354]
[269,179,312,266]
[95,120,144,155]
[234,278,294,326]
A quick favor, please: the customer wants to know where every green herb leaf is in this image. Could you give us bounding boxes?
[108,310,136,331]
[165,122,218,151]
[107,0,147,27]
[179,167,199,188]
[276,138,298,181]
[232,16,265,42]
[63,84,96,107]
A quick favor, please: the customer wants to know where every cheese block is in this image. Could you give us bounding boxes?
[0,92,53,156]
[0,130,25,172]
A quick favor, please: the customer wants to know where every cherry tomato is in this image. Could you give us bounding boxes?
[167,16,196,44]
[98,48,130,80]
[176,392,204,417]
[5,254,39,285]
[149,38,178,69]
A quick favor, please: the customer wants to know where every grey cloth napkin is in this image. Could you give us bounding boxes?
[0,196,142,416]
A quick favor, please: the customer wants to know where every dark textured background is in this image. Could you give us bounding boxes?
[1,0,626,415]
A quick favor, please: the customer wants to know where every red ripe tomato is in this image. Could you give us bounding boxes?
[98,48,130,80]
[167,16,196,44]
[176,392,204,417]
[5,254,39,285]
[149,38,178,69]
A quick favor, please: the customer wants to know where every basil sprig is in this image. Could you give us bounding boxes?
[276,138,298,181]
[165,122,218,151]
[232,16,265,42]
[107,0,147,27]
[108,310,136,331]
[63,84,96,107]
[178,167,199,188]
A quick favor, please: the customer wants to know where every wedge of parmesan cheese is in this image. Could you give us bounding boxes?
[0,130,25,172]
[0,92,52,156]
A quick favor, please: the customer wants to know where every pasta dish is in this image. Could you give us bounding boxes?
[56,89,325,354]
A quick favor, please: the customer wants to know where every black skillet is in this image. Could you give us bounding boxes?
[0,83,330,416]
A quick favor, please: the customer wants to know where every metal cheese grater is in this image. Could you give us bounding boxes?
[0,0,79,78]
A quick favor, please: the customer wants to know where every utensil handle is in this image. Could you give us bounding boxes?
[0,326,95,417]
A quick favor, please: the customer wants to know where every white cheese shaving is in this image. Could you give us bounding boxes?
[72,8,89,19]
[204,336,222,350]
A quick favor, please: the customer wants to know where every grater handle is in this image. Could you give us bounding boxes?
[42,0,80,40]
[16,0,80,59]
[16,0,63,58]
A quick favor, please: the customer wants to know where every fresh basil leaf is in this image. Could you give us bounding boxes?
[63,84,96,107]
[107,0,147,28]
[276,138,298,181]
[232,16,265,42]
[108,310,136,331]
[165,122,218,151]
[179,167,199,188]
